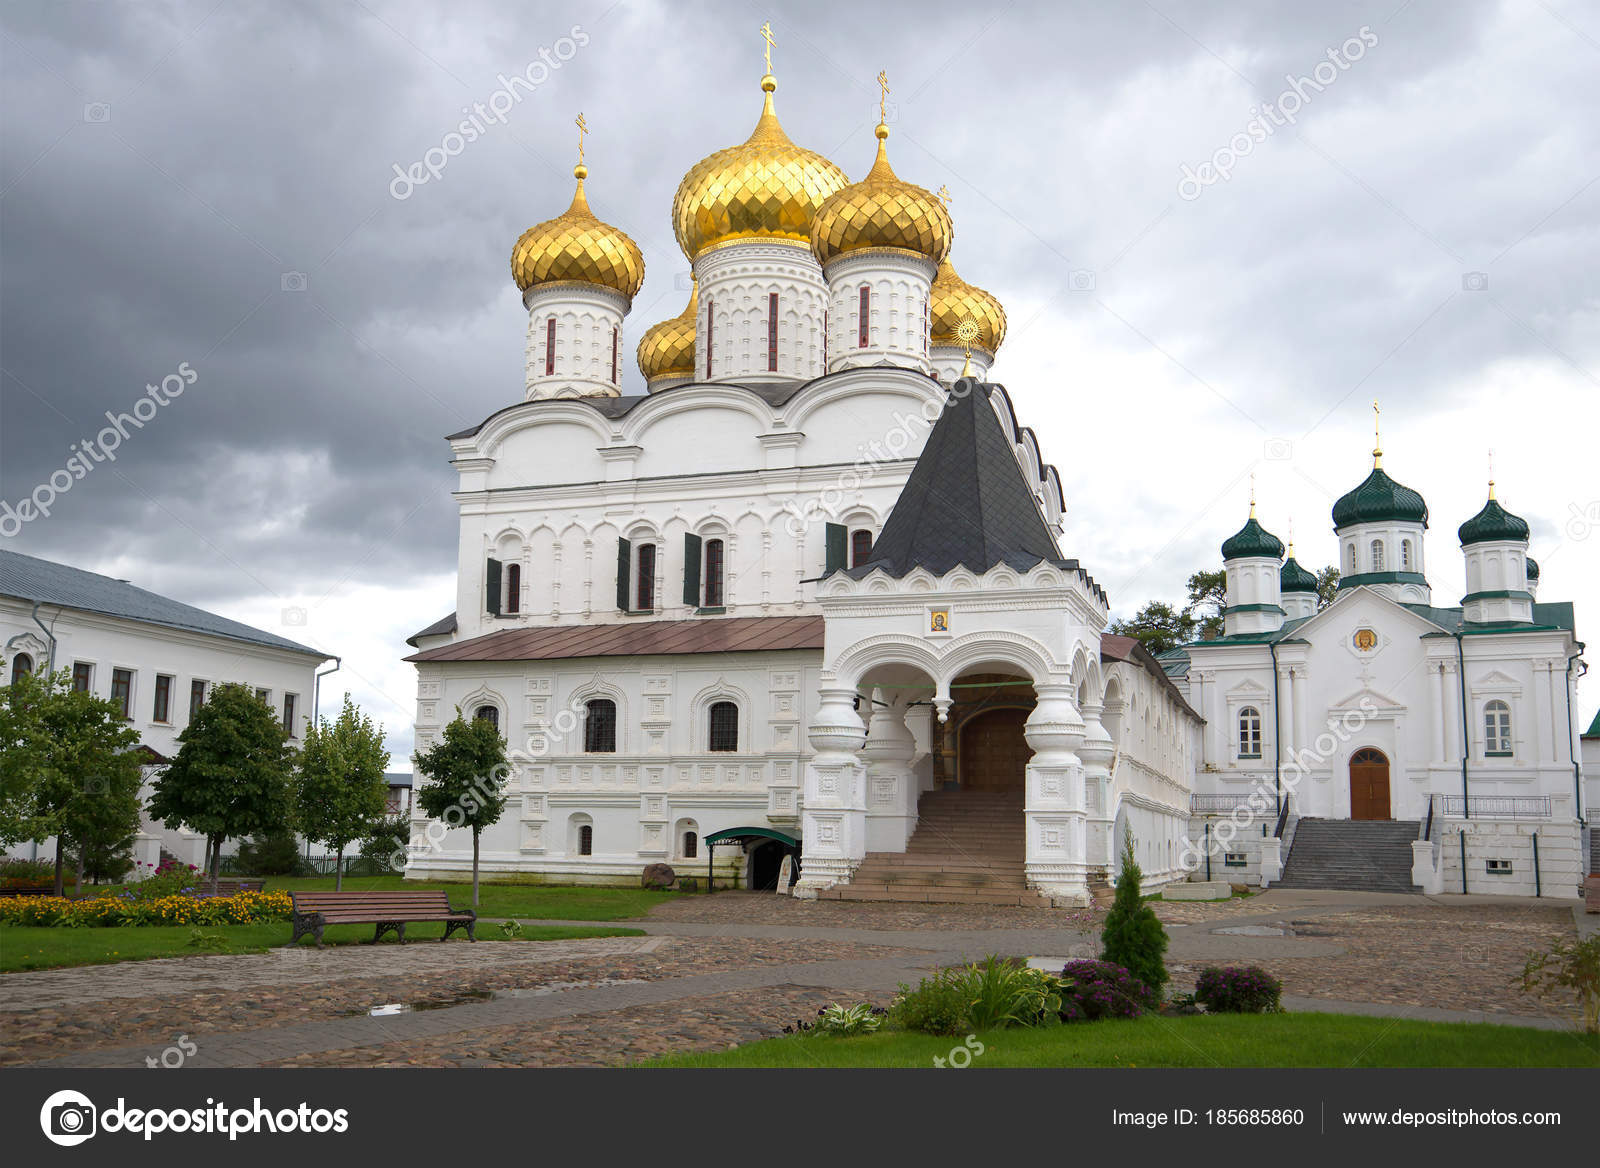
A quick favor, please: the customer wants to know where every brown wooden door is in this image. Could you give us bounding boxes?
[1349,748,1391,820]
[958,708,1030,792]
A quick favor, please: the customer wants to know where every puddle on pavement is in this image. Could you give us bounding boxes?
[354,979,648,1016]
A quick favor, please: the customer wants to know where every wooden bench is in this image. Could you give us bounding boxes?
[189,879,264,897]
[285,890,476,947]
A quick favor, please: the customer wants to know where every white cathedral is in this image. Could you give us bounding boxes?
[401,56,1589,903]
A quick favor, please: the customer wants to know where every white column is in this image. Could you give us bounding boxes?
[1277,665,1295,760]
[1292,668,1308,765]
[1078,697,1115,872]
[1022,683,1089,904]
[860,691,918,852]
[1432,662,1448,764]
[793,687,867,896]
[823,250,935,374]
[1529,661,1547,765]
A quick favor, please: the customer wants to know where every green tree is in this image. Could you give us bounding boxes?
[414,711,509,907]
[296,694,390,889]
[1186,569,1227,640]
[147,682,296,883]
[1108,601,1196,656]
[1101,833,1169,995]
[1,669,144,893]
[1315,565,1340,609]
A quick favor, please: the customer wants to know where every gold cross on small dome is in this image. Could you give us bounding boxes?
[877,69,890,123]
[760,21,775,74]
[575,112,588,165]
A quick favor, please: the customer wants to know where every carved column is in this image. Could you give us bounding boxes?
[793,687,867,896]
[860,690,918,852]
[1078,695,1115,874]
[1023,683,1089,904]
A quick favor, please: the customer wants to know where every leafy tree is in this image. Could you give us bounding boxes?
[1108,601,1196,656]
[1315,565,1340,609]
[359,813,412,876]
[236,827,308,876]
[147,682,296,883]
[1186,569,1227,640]
[296,695,390,889]
[1101,833,1168,994]
[414,711,509,907]
[0,669,144,893]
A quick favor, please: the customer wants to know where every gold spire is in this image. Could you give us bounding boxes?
[1249,473,1257,519]
[761,20,775,77]
[955,319,979,376]
[1488,449,1496,499]
[1287,517,1296,557]
[1372,399,1383,468]
[510,120,643,297]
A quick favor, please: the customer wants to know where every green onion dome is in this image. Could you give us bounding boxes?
[1332,466,1429,529]
[1280,555,1319,594]
[1526,557,1540,581]
[1221,515,1285,561]
[1457,494,1530,546]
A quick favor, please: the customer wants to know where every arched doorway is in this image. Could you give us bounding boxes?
[958,707,1031,792]
[1349,748,1391,820]
[749,840,797,890]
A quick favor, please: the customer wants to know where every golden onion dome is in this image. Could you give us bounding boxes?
[672,74,849,260]
[511,163,644,299]
[930,255,1007,354]
[636,280,698,383]
[810,123,952,267]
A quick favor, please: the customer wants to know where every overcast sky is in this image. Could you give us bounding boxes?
[2,0,1597,766]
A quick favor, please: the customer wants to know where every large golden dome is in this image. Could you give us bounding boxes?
[930,255,1007,354]
[672,75,849,260]
[810,123,952,267]
[636,280,698,384]
[511,164,644,299]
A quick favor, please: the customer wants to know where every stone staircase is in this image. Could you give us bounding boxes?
[819,789,1033,905]
[1276,818,1421,892]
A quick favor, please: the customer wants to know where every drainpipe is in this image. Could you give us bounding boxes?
[30,602,57,672]
[1565,651,1587,825]
[1454,631,1470,819]
[1268,641,1283,818]
[312,656,342,724]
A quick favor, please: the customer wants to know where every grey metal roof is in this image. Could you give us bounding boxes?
[405,612,457,647]
[0,549,327,658]
[384,772,413,787]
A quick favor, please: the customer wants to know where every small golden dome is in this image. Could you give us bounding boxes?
[636,280,698,383]
[810,123,952,267]
[930,255,1007,354]
[511,164,644,299]
[672,74,849,260]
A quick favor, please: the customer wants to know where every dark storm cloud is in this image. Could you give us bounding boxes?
[1,0,1596,630]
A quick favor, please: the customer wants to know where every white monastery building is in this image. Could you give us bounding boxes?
[0,549,334,872]
[402,52,1589,902]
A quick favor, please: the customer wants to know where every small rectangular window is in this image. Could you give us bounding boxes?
[189,679,207,719]
[283,693,297,736]
[858,285,870,348]
[71,662,93,692]
[768,292,778,371]
[545,316,556,376]
[703,539,724,608]
[636,544,656,611]
[111,668,133,719]
[1224,852,1248,868]
[153,674,173,723]
[1485,859,1512,875]
[255,687,271,705]
[611,325,619,384]
[705,297,714,377]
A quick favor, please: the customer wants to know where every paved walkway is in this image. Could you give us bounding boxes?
[8,888,1588,1067]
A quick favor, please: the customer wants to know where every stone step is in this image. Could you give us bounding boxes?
[819,885,1039,905]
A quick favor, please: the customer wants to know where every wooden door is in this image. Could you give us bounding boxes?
[1349,748,1391,820]
[958,708,1030,792]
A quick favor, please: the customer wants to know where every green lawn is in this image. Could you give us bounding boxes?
[246,875,677,921]
[644,1013,1600,1069]
[0,921,643,973]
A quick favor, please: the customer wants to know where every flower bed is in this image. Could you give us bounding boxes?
[0,889,292,928]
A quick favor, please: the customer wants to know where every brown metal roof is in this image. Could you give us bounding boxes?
[1100,632,1202,722]
[404,615,825,664]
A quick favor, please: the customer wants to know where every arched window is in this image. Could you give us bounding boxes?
[1401,539,1413,571]
[683,830,698,859]
[1370,540,1384,572]
[584,699,617,753]
[8,653,33,685]
[703,538,725,608]
[850,529,873,568]
[544,316,556,376]
[635,543,656,611]
[1237,706,1262,758]
[1483,700,1512,755]
[504,563,521,614]
[858,285,871,347]
[474,705,499,732]
[767,292,779,372]
[708,701,739,752]
[578,824,593,856]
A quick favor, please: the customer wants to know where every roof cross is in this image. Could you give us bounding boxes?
[760,21,775,74]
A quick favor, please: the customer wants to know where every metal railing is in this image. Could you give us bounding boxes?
[1190,794,1259,814]
[1433,795,1552,820]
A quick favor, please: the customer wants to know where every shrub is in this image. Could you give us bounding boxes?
[1195,965,1283,1014]
[1057,959,1157,1021]
[0,857,55,889]
[963,956,1064,1031]
[814,1002,886,1036]
[235,830,310,877]
[1101,834,1168,994]
[127,858,204,899]
[0,890,293,928]
[1521,935,1600,1035]
[893,969,976,1036]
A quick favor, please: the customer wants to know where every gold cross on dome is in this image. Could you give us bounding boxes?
[1372,399,1383,467]
[877,69,890,123]
[936,185,951,208]
[760,21,775,73]
[575,112,588,164]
